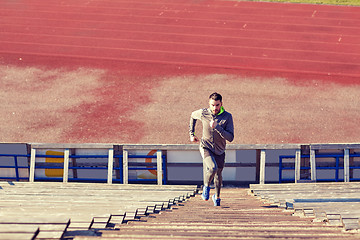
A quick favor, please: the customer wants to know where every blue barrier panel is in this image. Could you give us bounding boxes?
[127,154,167,185]
[0,153,167,184]
[0,154,30,181]
[279,153,360,183]
[34,154,111,182]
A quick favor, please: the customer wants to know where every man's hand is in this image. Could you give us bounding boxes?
[190,135,199,143]
[210,119,218,128]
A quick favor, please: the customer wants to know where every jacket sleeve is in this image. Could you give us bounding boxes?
[214,113,234,142]
[189,109,202,136]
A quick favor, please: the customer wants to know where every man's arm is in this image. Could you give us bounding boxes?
[214,113,234,142]
[189,109,202,142]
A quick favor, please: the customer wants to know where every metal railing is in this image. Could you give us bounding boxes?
[0,150,166,184]
[1,143,360,185]
[279,152,360,183]
[0,154,30,181]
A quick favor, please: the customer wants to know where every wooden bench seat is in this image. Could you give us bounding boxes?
[250,182,360,231]
[0,182,198,239]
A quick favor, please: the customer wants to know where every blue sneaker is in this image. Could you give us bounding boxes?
[201,186,210,201]
[212,194,221,206]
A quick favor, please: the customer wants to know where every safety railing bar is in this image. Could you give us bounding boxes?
[128,167,157,170]
[0,166,29,168]
[69,167,108,170]
[33,154,109,158]
[128,155,156,158]
[33,166,109,170]
[0,151,166,184]
[127,155,166,159]
[34,155,66,158]
[317,179,344,181]
[128,163,157,166]
[69,155,109,158]
[128,179,157,182]
[281,167,311,170]
[1,154,117,158]
[279,154,359,159]
[0,153,163,159]
[33,177,114,182]
[0,177,28,180]
[33,177,63,181]
[31,177,124,182]
[279,149,360,183]
[34,166,65,169]
[280,154,360,160]
[0,154,30,157]
[68,179,108,182]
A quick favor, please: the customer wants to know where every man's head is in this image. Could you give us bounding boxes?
[209,92,223,115]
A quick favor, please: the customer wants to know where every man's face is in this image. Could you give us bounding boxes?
[209,99,222,115]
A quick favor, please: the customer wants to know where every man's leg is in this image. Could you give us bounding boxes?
[212,153,225,206]
[213,152,225,198]
[200,147,217,201]
[213,167,223,198]
[200,147,218,186]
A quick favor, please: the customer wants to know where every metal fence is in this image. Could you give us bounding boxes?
[1,143,360,184]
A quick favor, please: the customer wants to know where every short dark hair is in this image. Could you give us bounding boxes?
[209,92,222,102]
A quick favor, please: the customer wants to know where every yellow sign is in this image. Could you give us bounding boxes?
[45,150,64,177]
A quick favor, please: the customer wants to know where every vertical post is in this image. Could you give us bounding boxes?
[295,149,301,183]
[63,149,70,183]
[29,148,36,182]
[70,149,78,180]
[162,150,168,185]
[259,150,266,184]
[157,150,163,185]
[344,149,350,182]
[14,156,20,181]
[350,149,355,180]
[310,149,317,182]
[255,150,261,183]
[123,149,128,184]
[107,148,114,184]
[113,145,122,181]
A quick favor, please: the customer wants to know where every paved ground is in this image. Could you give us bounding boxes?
[0,0,360,145]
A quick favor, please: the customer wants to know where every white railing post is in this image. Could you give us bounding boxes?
[107,148,114,184]
[157,150,163,185]
[344,149,350,182]
[295,149,301,183]
[63,149,70,183]
[123,149,129,184]
[29,148,36,182]
[310,149,317,182]
[259,150,266,184]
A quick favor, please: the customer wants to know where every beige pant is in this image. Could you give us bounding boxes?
[200,147,225,198]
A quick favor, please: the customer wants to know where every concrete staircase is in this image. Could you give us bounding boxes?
[75,187,360,239]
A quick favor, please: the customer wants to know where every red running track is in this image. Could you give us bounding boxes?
[1,0,360,79]
[1,0,360,144]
